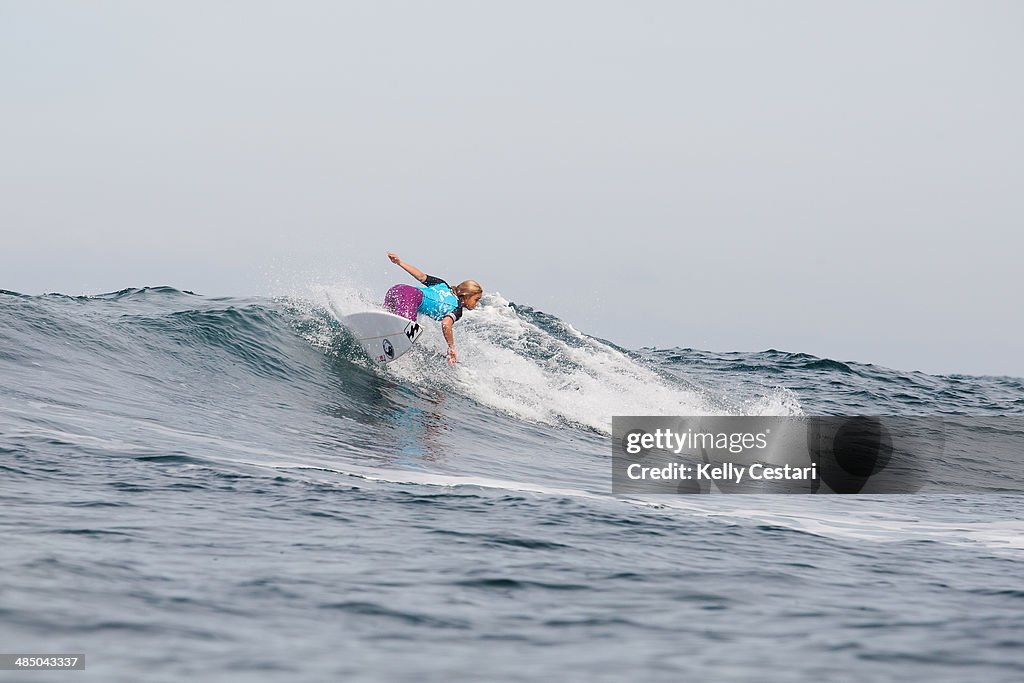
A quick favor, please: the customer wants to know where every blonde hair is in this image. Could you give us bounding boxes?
[453,280,483,300]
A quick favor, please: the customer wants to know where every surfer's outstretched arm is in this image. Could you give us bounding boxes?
[387,252,427,283]
[441,316,458,365]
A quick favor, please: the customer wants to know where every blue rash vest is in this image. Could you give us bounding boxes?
[417,275,463,322]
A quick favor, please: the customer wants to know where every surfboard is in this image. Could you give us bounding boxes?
[327,297,423,364]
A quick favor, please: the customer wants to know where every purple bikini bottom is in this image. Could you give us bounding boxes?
[383,284,422,321]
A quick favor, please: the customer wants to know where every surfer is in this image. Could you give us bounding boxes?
[384,252,483,365]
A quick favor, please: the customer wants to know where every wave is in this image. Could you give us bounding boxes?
[296,284,805,432]
[2,283,1023,557]
[6,282,1020,446]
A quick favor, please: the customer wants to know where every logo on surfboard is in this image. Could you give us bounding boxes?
[382,339,395,359]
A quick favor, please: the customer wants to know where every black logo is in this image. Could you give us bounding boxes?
[405,323,421,342]
[382,339,395,359]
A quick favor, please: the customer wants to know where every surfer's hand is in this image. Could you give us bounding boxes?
[387,252,401,265]
[447,347,457,365]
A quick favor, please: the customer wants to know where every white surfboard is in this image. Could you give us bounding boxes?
[327,297,423,364]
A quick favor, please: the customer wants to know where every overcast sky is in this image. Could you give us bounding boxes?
[3,1,1022,377]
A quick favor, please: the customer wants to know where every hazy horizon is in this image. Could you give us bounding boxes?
[3,1,1022,378]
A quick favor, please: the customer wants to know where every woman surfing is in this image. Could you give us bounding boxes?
[383,252,483,365]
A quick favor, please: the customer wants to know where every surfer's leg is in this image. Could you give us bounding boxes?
[384,284,423,321]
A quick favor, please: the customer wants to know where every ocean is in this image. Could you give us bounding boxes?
[2,285,1022,682]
